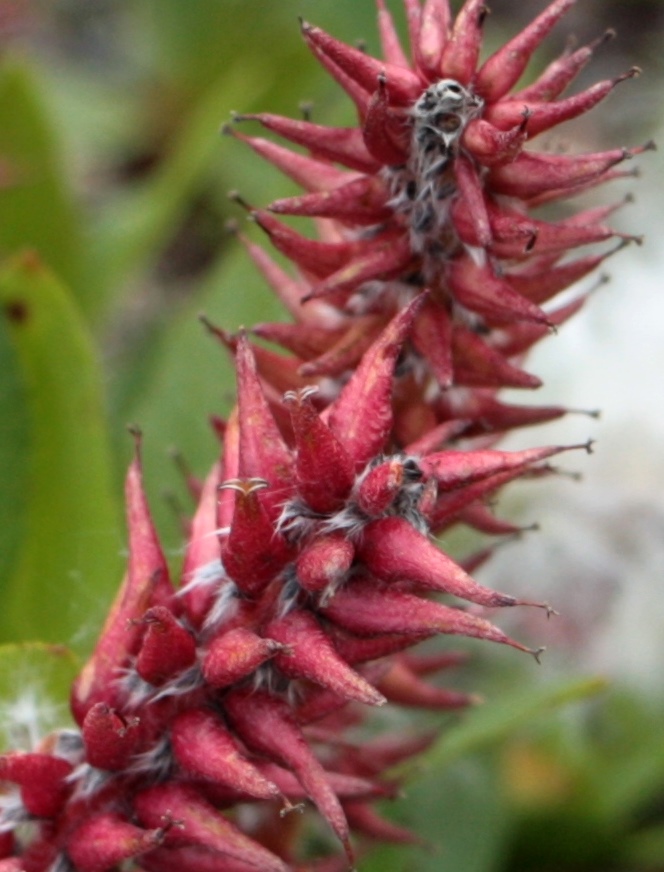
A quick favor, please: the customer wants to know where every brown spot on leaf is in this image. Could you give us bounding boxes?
[3,299,29,323]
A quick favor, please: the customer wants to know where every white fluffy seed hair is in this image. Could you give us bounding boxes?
[0,680,65,753]
[386,78,483,269]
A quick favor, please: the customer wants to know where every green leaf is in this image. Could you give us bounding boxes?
[362,760,510,872]
[424,676,608,771]
[0,253,123,650]
[583,692,664,823]
[0,642,79,751]
[0,315,29,598]
[88,58,273,308]
[621,825,664,870]
[0,60,91,316]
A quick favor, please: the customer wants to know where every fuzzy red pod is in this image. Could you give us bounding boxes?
[81,703,140,771]
[295,532,355,595]
[0,752,73,818]
[65,814,167,872]
[266,609,387,706]
[285,387,356,513]
[224,688,356,865]
[202,626,285,688]
[170,708,284,802]
[220,482,292,596]
[71,433,175,724]
[135,606,197,686]
[134,783,291,872]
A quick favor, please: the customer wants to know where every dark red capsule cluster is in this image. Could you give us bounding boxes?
[0,1,649,869]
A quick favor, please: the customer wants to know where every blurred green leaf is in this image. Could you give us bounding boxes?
[0,253,122,649]
[622,825,664,870]
[425,676,608,770]
[0,60,91,316]
[363,759,510,872]
[585,693,664,824]
[503,806,619,872]
[0,316,29,600]
[88,56,281,309]
[0,642,79,751]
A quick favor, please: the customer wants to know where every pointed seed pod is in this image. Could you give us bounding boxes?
[82,703,140,771]
[229,128,352,192]
[285,386,356,513]
[355,456,412,516]
[171,709,283,802]
[447,254,550,326]
[235,334,294,505]
[224,688,355,865]
[475,0,578,102]
[415,0,452,78]
[135,606,197,686]
[345,801,422,845]
[135,783,291,872]
[362,74,409,165]
[296,532,355,594]
[202,626,285,688]
[328,293,426,470]
[0,752,73,818]
[419,442,586,490]
[440,0,487,84]
[71,432,174,722]
[220,479,292,597]
[358,515,544,609]
[66,813,166,872]
[266,609,387,705]
[300,20,421,104]
[322,576,545,660]
[377,658,479,709]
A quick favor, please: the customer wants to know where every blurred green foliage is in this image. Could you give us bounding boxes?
[1,2,663,869]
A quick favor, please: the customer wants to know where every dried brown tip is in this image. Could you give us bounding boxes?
[228,190,253,211]
[169,446,188,473]
[162,487,185,517]
[616,66,642,85]
[126,424,143,458]
[520,522,541,534]
[280,799,306,818]
[218,477,269,496]
[529,646,546,665]
[299,101,314,121]
[549,465,584,483]
[596,28,616,47]
[198,312,221,335]
[515,598,558,618]
[283,385,320,404]
[568,407,601,419]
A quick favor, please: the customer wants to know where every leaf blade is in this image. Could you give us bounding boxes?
[0,253,122,649]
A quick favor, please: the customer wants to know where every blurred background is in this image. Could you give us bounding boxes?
[1,1,663,869]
